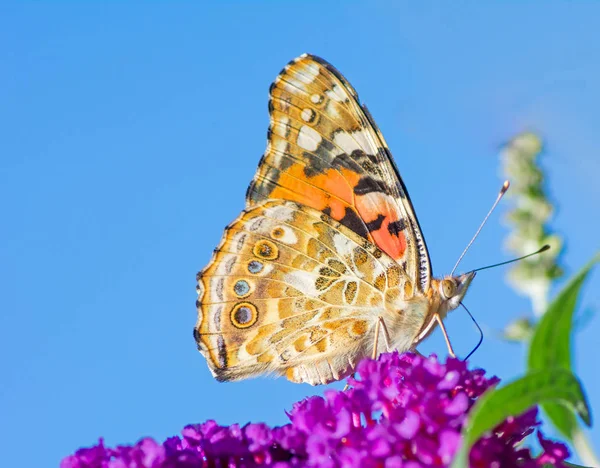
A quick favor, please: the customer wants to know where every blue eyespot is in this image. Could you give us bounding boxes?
[234,279,251,297]
[247,260,264,274]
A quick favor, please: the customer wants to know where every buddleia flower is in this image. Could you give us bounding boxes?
[61,353,570,467]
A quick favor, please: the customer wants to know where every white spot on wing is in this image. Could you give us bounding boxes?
[326,84,347,102]
[332,129,375,155]
[352,129,374,150]
[272,116,290,137]
[333,132,361,154]
[273,225,298,245]
[371,261,387,282]
[282,77,305,94]
[297,125,322,151]
[301,108,315,122]
[272,137,288,156]
[284,270,320,297]
[263,204,295,222]
[333,84,347,101]
[293,63,320,84]
[325,102,339,119]
[332,232,355,258]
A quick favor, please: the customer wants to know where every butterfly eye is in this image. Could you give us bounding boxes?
[440,279,457,300]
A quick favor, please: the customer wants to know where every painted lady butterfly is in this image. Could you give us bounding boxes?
[194,54,475,385]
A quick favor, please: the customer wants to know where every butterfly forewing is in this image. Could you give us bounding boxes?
[246,54,431,292]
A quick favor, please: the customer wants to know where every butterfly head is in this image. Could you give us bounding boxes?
[437,271,476,311]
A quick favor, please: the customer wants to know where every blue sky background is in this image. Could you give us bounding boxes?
[1,2,599,466]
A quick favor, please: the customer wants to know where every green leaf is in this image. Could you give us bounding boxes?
[527,252,598,438]
[528,252,598,370]
[451,369,590,468]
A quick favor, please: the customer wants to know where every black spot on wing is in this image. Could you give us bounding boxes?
[365,214,385,232]
[246,148,296,203]
[369,151,382,165]
[339,207,369,239]
[193,327,202,347]
[354,176,380,195]
[330,152,355,170]
[212,367,230,382]
[302,149,332,177]
[302,139,338,177]
[387,219,407,236]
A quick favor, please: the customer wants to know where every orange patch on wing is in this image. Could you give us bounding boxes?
[268,165,361,220]
[264,160,408,262]
[371,219,407,261]
[355,193,408,261]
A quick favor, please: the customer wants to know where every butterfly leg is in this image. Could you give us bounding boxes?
[434,313,456,358]
[372,318,381,360]
[371,316,392,359]
[344,317,392,391]
[380,317,392,352]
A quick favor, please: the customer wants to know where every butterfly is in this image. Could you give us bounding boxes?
[194,53,475,385]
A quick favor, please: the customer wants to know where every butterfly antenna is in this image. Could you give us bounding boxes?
[459,245,550,360]
[461,303,483,361]
[472,244,550,273]
[450,180,510,276]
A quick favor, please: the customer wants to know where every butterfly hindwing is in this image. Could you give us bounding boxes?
[246,54,432,293]
[195,201,424,385]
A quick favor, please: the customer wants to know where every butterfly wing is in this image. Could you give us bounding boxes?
[246,54,432,292]
[195,201,422,385]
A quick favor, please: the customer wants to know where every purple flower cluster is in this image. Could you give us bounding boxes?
[62,352,570,468]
